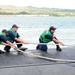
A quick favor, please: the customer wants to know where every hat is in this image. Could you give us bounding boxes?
[2,29,8,34]
[49,26,57,30]
[12,24,19,28]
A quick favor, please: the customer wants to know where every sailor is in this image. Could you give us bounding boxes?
[0,29,17,54]
[4,24,29,53]
[36,26,65,52]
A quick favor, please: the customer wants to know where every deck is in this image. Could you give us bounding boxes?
[0,47,75,75]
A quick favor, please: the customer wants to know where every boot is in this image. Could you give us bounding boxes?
[4,46,10,53]
[56,45,62,51]
[18,47,28,55]
[0,50,5,54]
[36,45,40,50]
[19,47,28,51]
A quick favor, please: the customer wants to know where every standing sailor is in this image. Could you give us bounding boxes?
[36,26,65,52]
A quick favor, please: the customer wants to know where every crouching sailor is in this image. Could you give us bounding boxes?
[4,24,29,53]
[0,29,17,53]
[36,26,65,52]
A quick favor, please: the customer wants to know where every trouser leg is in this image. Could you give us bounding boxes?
[36,39,48,51]
[4,40,14,53]
[16,41,27,52]
[16,41,22,48]
[4,46,11,53]
[39,44,48,51]
[53,37,62,51]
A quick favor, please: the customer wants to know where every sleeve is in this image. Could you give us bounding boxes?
[8,31,16,40]
[45,34,53,41]
[17,33,20,38]
[0,35,8,43]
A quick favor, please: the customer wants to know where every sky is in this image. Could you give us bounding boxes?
[0,0,75,9]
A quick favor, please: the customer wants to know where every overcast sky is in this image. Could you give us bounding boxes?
[0,0,75,9]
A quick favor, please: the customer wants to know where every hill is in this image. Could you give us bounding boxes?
[0,5,75,16]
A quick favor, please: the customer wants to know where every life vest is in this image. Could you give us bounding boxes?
[40,30,53,43]
[0,33,5,44]
[6,28,17,40]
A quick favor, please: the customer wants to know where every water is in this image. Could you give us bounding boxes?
[0,16,75,49]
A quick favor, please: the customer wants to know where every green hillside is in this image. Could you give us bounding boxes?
[0,5,75,16]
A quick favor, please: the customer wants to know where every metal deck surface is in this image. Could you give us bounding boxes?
[0,47,75,75]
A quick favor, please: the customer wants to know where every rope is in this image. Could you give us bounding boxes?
[14,42,59,45]
[15,48,75,63]
[14,42,72,46]
[1,43,75,63]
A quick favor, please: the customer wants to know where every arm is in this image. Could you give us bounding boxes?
[53,38,65,46]
[15,33,29,44]
[45,34,65,46]
[6,40,16,48]
[14,37,29,44]
[8,31,29,44]
[45,35,53,41]
[2,41,16,48]
[2,42,9,46]
[0,35,16,48]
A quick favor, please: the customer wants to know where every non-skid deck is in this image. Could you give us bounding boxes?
[0,47,75,75]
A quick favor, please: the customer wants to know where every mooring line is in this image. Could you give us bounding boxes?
[15,48,75,63]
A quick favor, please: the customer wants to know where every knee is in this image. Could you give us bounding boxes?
[17,44,23,48]
[4,46,11,50]
[39,45,48,51]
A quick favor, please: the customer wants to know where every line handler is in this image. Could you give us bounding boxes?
[36,26,65,52]
[0,29,18,54]
[4,24,29,53]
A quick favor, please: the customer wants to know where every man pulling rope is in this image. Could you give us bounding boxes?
[36,26,65,52]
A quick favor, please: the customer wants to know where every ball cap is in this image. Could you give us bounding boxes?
[12,24,19,28]
[50,26,57,30]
